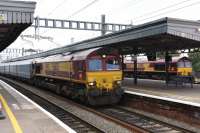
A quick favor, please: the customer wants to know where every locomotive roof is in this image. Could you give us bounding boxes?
[34,54,71,63]
[71,47,100,60]
[35,47,101,63]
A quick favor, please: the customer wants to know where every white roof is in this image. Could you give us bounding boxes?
[0,59,34,66]
[124,56,188,63]
[35,54,72,63]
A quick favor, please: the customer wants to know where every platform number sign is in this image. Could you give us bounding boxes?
[0,14,7,21]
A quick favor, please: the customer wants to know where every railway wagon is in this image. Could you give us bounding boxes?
[0,47,123,105]
[0,59,33,79]
[123,57,193,81]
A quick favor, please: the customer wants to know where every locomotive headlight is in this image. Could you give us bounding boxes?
[102,55,106,58]
[88,82,94,86]
[88,82,96,86]
[116,81,121,84]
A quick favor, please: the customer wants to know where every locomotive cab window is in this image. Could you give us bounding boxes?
[88,59,102,71]
[177,61,185,68]
[184,61,192,68]
[106,58,120,70]
[177,60,192,68]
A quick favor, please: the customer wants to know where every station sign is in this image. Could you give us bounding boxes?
[0,13,7,21]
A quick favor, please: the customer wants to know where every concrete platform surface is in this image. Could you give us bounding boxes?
[0,80,75,133]
[123,78,200,104]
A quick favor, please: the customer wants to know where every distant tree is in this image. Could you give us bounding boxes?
[156,51,165,59]
[189,52,200,72]
[156,50,179,59]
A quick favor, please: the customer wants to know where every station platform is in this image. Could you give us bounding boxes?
[0,80,74,133]
[123,78,200,104]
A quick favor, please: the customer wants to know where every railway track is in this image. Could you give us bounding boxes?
[0,77,193,133]
[97,107,191,133]
[31,96,102,133]
[2,78,103,133]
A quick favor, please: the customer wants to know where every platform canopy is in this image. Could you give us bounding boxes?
[0,0,36,51]
[7,17,200,62]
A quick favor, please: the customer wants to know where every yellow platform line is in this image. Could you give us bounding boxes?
[0,95,23,133]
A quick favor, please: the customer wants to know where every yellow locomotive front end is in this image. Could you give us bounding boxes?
[86,53,123,105]
[177,67,192,76]
[177,57,193,76]
[87,71,122,92]
[176,57,194,85]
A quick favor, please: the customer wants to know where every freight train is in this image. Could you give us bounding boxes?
[0,47,123,106]
[123,57,193,81]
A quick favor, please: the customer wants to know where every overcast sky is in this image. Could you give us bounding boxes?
[9,0,200,51]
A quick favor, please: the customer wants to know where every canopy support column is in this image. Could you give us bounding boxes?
[165,51,170,84]
[133,52,138,85]
[121,55,125,80]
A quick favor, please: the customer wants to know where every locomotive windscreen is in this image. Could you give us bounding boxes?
[106,57,120,70]
[88,59,102,71]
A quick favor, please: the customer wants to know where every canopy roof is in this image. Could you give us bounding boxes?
[0,0,36,51]
[6,17,200,62]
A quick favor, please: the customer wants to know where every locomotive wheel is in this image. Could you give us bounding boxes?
[80,95,87,104]
[55,84,61,94]
[87,96,97,106]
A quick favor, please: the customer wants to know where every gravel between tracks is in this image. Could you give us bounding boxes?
[3,78,131,133]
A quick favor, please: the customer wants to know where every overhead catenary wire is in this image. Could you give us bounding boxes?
[132,0,194,20]
[39,0,69,35]
[36,0,200,47]
[41,0,100,36]
[66,0,99,19]
[134,0,200,23]
[104,0,146,16]
[47,0,68,16]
